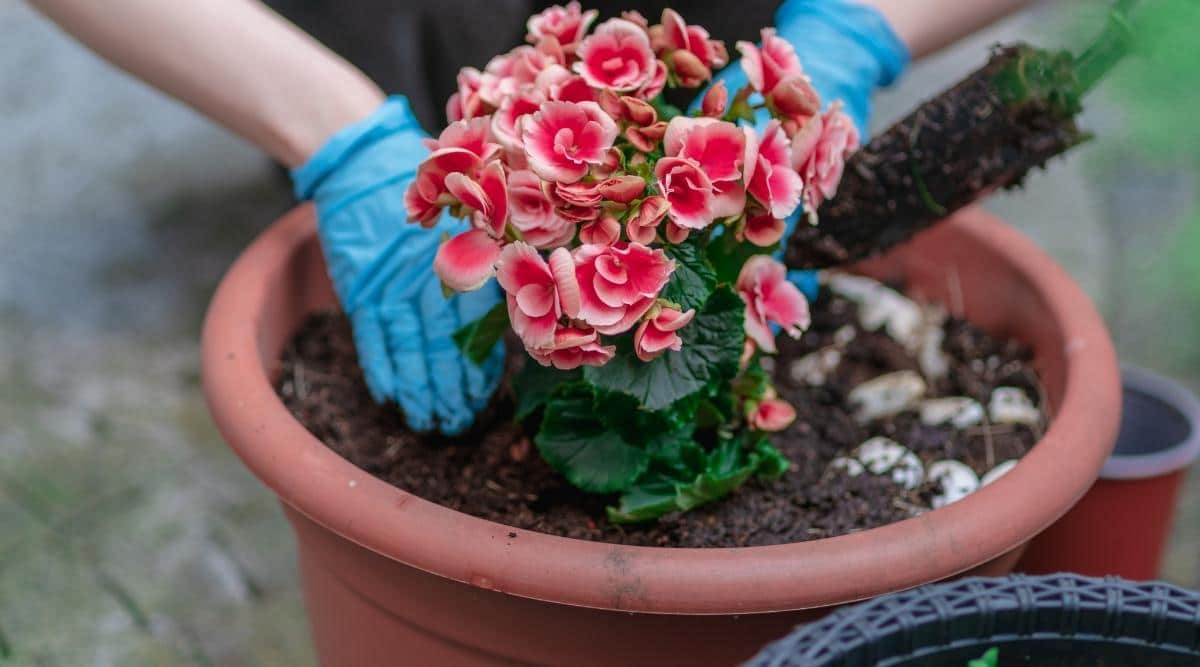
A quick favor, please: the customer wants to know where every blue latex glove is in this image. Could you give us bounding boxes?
[699,0,909,299]
[292,97,504,435]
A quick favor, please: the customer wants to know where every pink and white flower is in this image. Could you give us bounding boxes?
[445,67,486,122]
[526,2,598,51]
[433,229,502,292]
[740,212,787,247]
[625,195,669,244]
[633,305,695,361]
[574,242,674,335]
[654,156,715,230]
[792,104,859,213]
[491,89,545,162]
[579,215,621,245]
[573,18,657,92]
[746,120,804,219]
[664,117,750,219]
[527,325,615,370]
[747,397,797,431]
[507,170,574,248]
[659,9,729,70]
[496,243,581,348]
[444,161,508,237]
[736,29,804,97]
[736,255,810,353]
[535,65,595,104]
[522,100,618,183]
[405,117,502,225]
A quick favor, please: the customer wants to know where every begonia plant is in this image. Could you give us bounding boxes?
[404,4,857,522]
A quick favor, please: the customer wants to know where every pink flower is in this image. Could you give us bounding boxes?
[444,161,508,237]
[522,101,618,183]
[664,117,745,183]
[574,242,674,335]
[747,397,796,432]
[446,67,486,122]
[421,116,500,164]
[625,120,667,152]
[573,19,657,92]
[526,2,598,51]
[769,75,821,127]
[490,89,544,162]
[740,212,787,247]
[746,120,804,219]
[654,157,715,230]
[633,305,695,361]
[736,255,810,353]
[736,29,803,96]
[635,60,668,100]
[700,80,728,118]
[433,229,502,292]
[792,104,859,213]
[496,243,581,348]
[660,9,728,67]
[625,195,669,244]
[579,215,621,245]
[535,65,595,104]
[405,117,501,225]
[527,325,615,370]
[597,175,646,204]
[507,170,574,248]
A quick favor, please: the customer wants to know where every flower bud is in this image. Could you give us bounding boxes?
[700,80,728,118]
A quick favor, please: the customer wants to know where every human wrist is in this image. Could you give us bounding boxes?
[272,72,386,168]
[290,95,426,200]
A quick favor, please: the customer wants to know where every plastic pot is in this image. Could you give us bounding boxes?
[1018,366,1200,580]
[745,573,1200,666]
[201,205,1120,666]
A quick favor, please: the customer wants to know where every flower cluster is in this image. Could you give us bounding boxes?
[404,4,859,521]
[407,5,854,379]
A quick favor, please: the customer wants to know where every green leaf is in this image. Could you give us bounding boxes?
[649,94,683,121]
[967,647,999,667]
[451,302,509,366]
[584,287,745,410]
[512,363,580,421]
[661,237,717,311]
[606,430,792,523]
[534,386,648,493]
[706,229,778,285]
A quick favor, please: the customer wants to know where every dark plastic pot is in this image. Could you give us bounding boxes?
[1019,366,1200,580]
[746,574,1200,666]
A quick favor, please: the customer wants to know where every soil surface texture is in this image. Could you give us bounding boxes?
[276,287,1046,547]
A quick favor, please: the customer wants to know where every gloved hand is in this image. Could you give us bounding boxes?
[292,96,504,435]
[699,0,909,298]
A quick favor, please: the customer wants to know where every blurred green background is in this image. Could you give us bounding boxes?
[0,1,1197,664]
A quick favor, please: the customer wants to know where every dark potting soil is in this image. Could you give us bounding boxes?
[276,288,1046,547]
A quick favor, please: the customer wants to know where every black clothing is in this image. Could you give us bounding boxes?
[267,1,779,131]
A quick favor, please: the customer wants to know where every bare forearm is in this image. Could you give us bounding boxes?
[860,0,1038,59]
[29,0,385,166]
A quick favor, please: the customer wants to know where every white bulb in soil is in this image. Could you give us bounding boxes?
[854,437,924,490]
[981,459,1019,486]
[917,318,950,379]
[927,460,980,508]
[988,387,1041,426]
[919,397,985,429]
[828,456,865,477]
[848,370,927,423]
[826,273,924,351]
[789,347,842,386]
[833,324,857,347]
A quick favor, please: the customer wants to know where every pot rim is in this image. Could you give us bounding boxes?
[201,205,1120,615]
[1102,365,1200,480]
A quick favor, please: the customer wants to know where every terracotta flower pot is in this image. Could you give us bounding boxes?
[201,205,1120,667]
[1018,365,1200,580]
